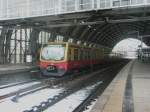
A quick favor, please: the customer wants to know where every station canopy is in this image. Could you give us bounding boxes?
[1,6,150,48]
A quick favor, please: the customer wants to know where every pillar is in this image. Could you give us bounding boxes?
[29,28,40,63]
[5,29,13,63]
[0,27,7,64]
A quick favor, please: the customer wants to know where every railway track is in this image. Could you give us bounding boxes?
[23,62,125,112]
[0,80,38,89]
[0,61,128,112]
[0,71,87,101]
[73,62,127,112]
[72,69,117,112]
[0,65,108,102]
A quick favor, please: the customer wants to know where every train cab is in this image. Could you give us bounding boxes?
[39,42,68,76]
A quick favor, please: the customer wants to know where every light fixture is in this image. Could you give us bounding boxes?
[16,24,21,27]
[88,25,91,28]
[81,21,85,24]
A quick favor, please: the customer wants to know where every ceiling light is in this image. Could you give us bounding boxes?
[88,25,91,28]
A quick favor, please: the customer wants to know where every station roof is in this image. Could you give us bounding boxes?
[1,7,150,48]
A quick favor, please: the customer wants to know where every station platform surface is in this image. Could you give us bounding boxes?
[0,64,37,75]
[90,60,150,112]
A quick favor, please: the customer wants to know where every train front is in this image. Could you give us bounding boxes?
[39,43,68,76]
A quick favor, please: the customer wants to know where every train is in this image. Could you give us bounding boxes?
[38,42,122,76]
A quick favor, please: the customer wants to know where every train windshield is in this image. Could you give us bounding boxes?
[41,44,66,61]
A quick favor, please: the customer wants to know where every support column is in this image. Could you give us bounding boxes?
[0,27,7,64]
[29,28,40,63]
[5,29,13,63]
[48,33,57,42]
[72,38,77,44]
[63,36,70,42]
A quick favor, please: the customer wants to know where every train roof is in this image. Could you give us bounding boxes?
[46,41,111,50]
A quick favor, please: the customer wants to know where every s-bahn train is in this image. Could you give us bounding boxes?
[39,42,121,76]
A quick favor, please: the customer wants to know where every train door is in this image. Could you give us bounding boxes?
[68,47,74,61]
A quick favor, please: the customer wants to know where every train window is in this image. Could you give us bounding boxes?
[85,50,87,60]
[84,50,86,60]
[97,50,99,59]
[96,53,97,59]
[79,49,83,60]
[91,50,93,60]
[95,52,97,59]
[86,50,88,60]
[92,50,94,59]
[94,50,96,59]
[86,50,89,60]
[92,50,95,60]
[93,50,95,59]
[87,51,89,60]
[84,49,86,60]
[74,49,79,60]
[80,49,83,60]
[98,50,101,58]
[96,51,98,59]
[41,44,66,61]
[82,50,86,60]
[68,48,72,61]
[70,48,74,61]
[88,51,91,60]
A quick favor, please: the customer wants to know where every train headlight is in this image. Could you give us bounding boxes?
[46,66,55,71]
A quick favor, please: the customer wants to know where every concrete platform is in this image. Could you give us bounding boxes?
[90,60,150,112]
[0,64,38,75]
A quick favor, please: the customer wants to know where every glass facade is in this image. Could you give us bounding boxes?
[0,28,61,64]
[0,0,149,20]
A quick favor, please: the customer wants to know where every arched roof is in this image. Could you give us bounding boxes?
[1,7,150,47]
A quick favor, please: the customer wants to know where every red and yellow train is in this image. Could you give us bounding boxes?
[39,42,120,76]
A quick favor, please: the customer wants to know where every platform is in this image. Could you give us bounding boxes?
[0,64,38,75]
[90,60,150,112]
